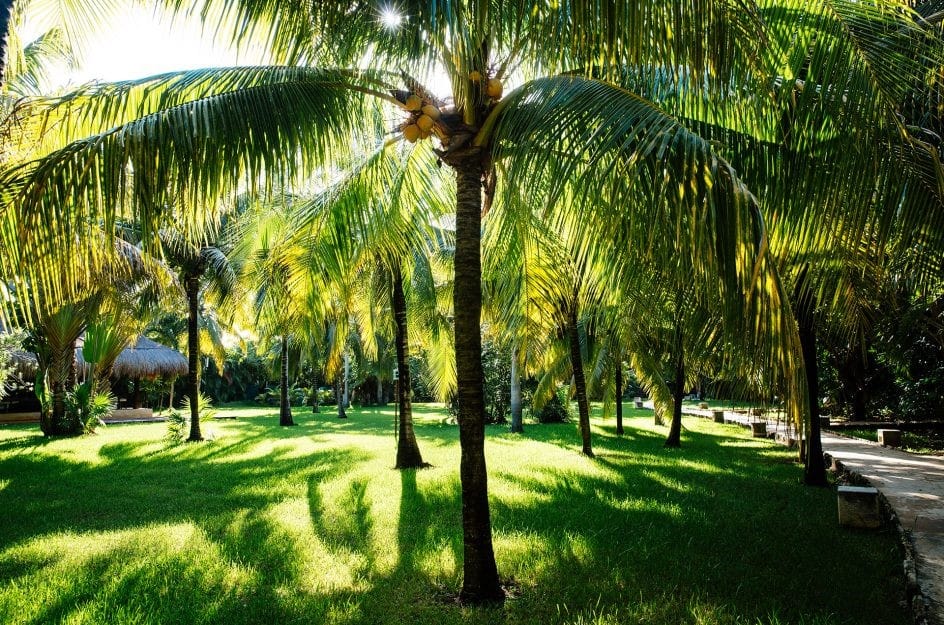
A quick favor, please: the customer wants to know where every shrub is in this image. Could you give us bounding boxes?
[534,385,571,423]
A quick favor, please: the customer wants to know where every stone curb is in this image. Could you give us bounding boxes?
[826,451,931,625]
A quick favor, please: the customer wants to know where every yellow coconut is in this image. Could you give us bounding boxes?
[470,70,483,82]
[404,94,423,111]
[421,104,441,120]
[418,127,432,140]
[403,124,420,142]
[416,114,435,132]
[486,78,503,99]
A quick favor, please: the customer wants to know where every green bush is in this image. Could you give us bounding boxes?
[533,385,571,423]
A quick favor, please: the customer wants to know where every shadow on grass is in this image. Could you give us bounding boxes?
[0,414,909,625]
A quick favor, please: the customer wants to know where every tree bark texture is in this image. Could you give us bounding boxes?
[798,293,827,486]
[451,154,503,604]
[568,305,593,457]
[393,261,425,468]
[615,359,624,436]
[665,307,685,448]
[186,276,203,441]
[336,375,346,418]
[279,335,295,426]
[509,346,523,433]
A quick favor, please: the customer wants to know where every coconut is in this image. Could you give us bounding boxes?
[403,124,420,142]
[469,70,482,82]
[404,94,423,111]
[486,78,503,99]
[418,127,432,139]
[416,114,435,132]
[421,104,441,120]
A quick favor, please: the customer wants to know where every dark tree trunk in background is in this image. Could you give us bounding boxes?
[393,260,425,468]
[798,291,828,486]
[0,0,11,88]
[279,335,295,426]
[336,375,346,418]
[311,369,320,413]
[509,346,523,433]
[448,153,503,604]
[664,355,685,447]
[185,275,203,442]
[132,377,142,409]
[615,359,624,436]
[665,301,685,448]
[567,304,593,457]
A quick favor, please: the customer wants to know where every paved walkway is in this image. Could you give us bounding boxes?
[822,434,944,624]
[674,404,944,624]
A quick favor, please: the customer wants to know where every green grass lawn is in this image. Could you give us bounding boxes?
[0,404,907,625]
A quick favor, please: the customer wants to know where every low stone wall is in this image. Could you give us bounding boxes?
[0,407,159,425]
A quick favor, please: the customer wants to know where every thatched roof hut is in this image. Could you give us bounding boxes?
[105,336,188,379]
[9,336,187,379]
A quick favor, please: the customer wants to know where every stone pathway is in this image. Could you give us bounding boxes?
[822,434,944,625]
[673,404,944,624]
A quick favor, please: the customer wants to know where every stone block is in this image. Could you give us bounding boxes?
[712,410,725,423]
[634,398,643,409]
[750,422,767,438]
[878,429,901,447]
[698,402,709,410]
[837,485,882,529]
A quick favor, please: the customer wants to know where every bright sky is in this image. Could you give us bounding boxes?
[65,5,264,85]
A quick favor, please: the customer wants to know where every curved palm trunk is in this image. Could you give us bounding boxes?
[451,155,503,604]
[279,334,295,426]
[185,275,203,442]
[568,305,593,457]
[798,295,827,486]
[615,359,624,436]
[393,261,424,468]
[336,375,346,418]
[509,346,523,433]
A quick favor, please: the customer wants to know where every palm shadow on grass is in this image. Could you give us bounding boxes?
[0,414,910,625]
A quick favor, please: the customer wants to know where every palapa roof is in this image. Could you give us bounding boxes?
[106,336,188,378]
[7,336,187,379]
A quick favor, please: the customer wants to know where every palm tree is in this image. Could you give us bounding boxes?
[159,221,238,441]
[5,1,941,602]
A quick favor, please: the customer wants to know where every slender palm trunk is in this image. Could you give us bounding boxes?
[336,375,346,418]
[615,359,624,436]
[343,350,350,408]
[279,335,295,426]
[568,305,593,457]
[168,377,175,410]
[0,0,11,88]
[393,261,424,468]
[665,315,685,447]
[798,294,827,486]
[312,368,320,413]
[509,346,523,433]
[376,375,384,406]
[185,275,203,442]
[664,356,685,447]
[451,155,502,604]
[132,377,142,409]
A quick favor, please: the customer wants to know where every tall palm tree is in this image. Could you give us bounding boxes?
[159,222,238,441]
[4,0,941,602]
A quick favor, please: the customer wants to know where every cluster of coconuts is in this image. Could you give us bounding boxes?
[401,94,443,143]
[400,72,504,143]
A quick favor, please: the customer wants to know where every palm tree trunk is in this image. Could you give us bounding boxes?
[185,275,203,442]
[568,305,593,457]
[615,358,624,436]
[376,375,384,406]
[665,313,685,447]
[451,154,502,604]
[279,334,295,426]
[0,0,11,89]
[311,367,320,413]
[798,293,827,486]
[509,346,523,433]
[168,377,175,410]
[393,261,424,468]
[664,355,685,447]
[336,375,346,418]
[343,349,350,408]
